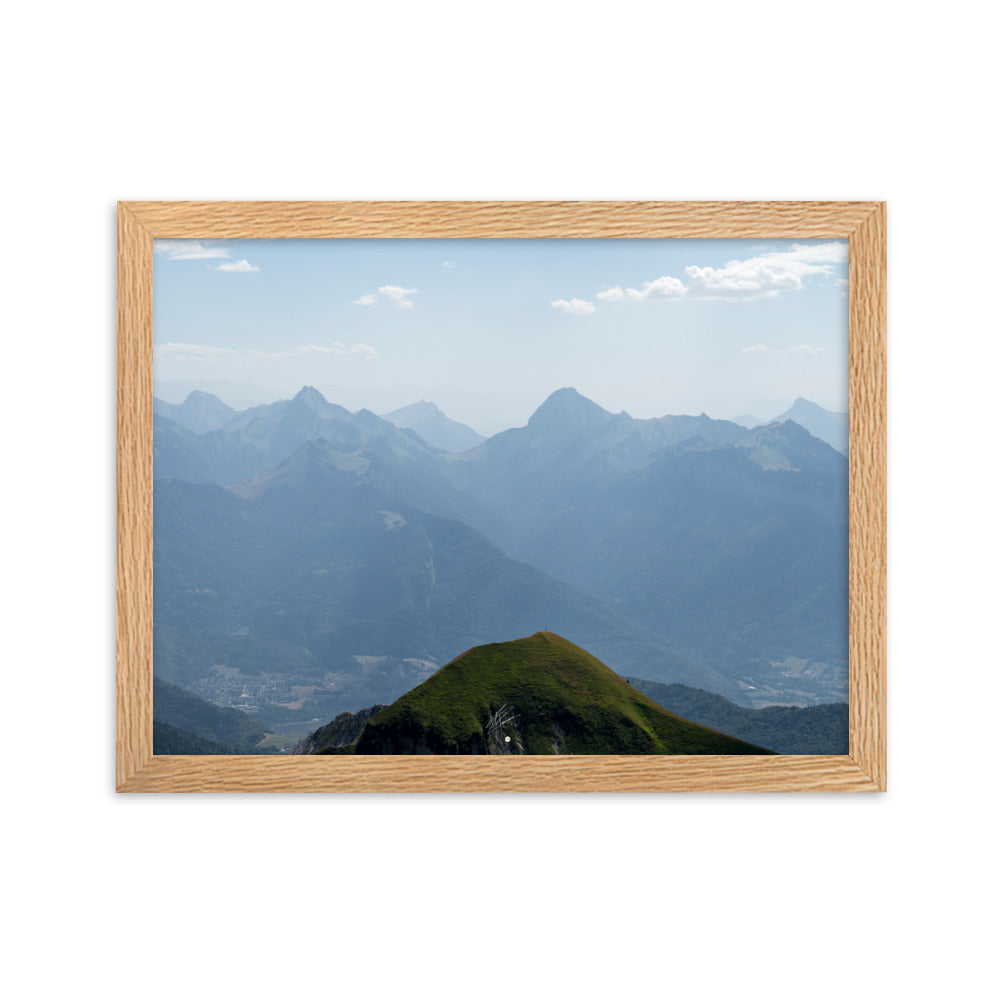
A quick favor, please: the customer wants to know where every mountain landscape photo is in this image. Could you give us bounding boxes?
[152,236,850,757]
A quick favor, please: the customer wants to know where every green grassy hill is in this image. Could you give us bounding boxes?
[354,632,771,755]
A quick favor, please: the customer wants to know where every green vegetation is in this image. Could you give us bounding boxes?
[629,677,848,754]
[354,632,771,755]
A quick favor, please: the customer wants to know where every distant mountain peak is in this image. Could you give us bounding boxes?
[183,389,223,404]
[528,388,613,434]
[153,390,235,434]
[293,385,328,406]
[544,386,586,403]
[735,419,845,472]
[411,400,441,415]
[382,400,485,453]
[788,397,825,414]
[772,398,848,454]
[384,400,442,421]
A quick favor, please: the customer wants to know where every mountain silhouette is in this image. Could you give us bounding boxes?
[154,391,235,434]
[382,400,486,452]
[353,632,771,754]
[771,398,848,453]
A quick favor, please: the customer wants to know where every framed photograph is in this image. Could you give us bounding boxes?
[117,201,885,792]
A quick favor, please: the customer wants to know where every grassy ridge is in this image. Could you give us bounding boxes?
[355,632,770,755]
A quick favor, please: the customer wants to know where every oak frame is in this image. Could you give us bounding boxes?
[117,201,886,792]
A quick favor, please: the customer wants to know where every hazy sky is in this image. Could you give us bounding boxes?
[154,237,848,436]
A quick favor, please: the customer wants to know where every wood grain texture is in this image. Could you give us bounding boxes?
[119,754,877,794]
[848,204,888,790]
[116,201,887,793]
[117,205,154,787]
[122,200,877,239]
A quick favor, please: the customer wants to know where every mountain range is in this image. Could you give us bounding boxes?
[772,398,848,454]
[734,398,847,454]
[154,390,236,434]
[152,384,849,748]
[152,677,272,752]
[441,388,848,697]
[628,677,848,754]
[155,436,735,720]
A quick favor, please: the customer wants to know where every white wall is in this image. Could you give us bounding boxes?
[4,3,996,998]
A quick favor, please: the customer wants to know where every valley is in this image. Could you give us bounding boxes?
[152,384,850,754]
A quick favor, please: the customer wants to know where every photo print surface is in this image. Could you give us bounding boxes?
[152,237,849,756]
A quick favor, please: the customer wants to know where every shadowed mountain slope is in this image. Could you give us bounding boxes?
[520,421,849,683]
[154,440,737,721]
[628,678,848,754]
[294,705,388,754]
[152,677,271,751]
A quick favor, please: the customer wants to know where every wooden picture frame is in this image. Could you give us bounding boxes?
[117,200,886,792]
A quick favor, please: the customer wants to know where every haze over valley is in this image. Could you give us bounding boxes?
[153,384,848,753]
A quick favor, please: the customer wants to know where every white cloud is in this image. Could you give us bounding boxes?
[349,344,380,361]
[442,261,455,269]
[596,275,687,303]
[551,298,596,316]
[782,242,849,265]
[598,241,848,304]
[378,285,418,309]
[353,285,418,309]
[154,240,261,271]
[623,275,687,301]
[686,261,802,297]
[742,344,768,354]
[597,274,687,302]
[208,259,259,273]
[154,240,232,261]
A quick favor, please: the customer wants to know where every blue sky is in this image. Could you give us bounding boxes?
[154,237,848,435]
